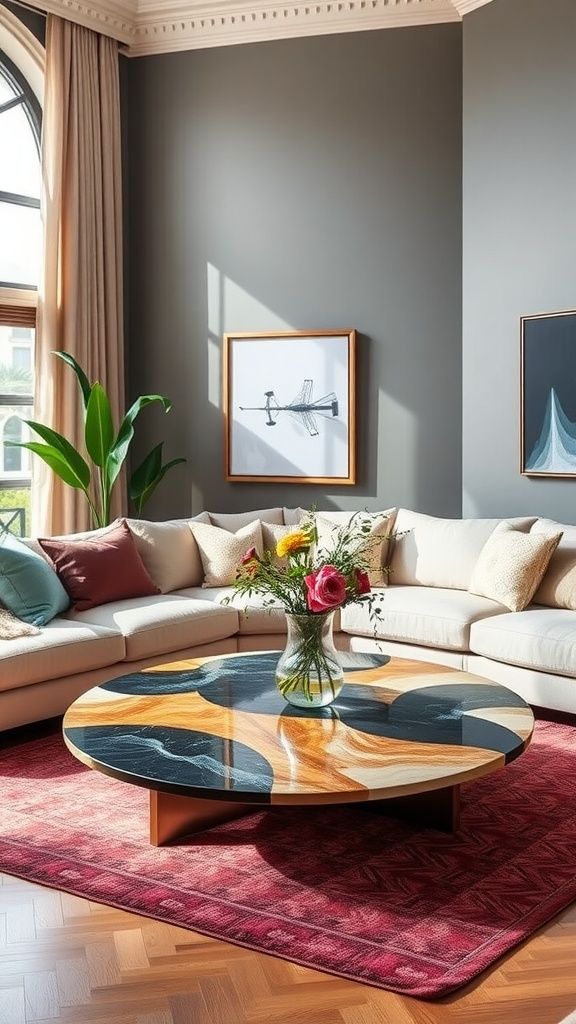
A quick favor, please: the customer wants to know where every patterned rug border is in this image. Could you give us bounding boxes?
[1,719,576,998]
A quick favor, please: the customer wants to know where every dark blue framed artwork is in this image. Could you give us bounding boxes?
[521,309,576,477]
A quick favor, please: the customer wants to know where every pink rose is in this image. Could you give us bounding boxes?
[354,569,371,595]
[241,547,258,564]
[304,565,347,612]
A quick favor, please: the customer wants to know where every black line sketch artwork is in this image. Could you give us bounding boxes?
[224,331,356,484]
[521,310,576,478]
[240,379,339,436]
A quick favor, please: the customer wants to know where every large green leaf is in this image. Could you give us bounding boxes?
[11,420,91,487]
[53,351,92,409]
[106,395,172,490]
[129,444,186,513]
[129,443,163,499]
[84,383,114,467]
[6,441,90,490]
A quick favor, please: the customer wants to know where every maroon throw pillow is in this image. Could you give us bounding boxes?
[38,518,160,611]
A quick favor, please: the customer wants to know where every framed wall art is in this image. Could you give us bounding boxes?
[223,329,356,484]
[520,309,576,477]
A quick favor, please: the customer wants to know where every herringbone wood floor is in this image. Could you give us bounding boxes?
[2,719,576,1023]
[1,873,576,1024]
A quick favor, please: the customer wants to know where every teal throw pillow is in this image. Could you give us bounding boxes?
[0,529,70,626]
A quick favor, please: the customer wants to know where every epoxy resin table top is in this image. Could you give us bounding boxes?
[63,651,534,805]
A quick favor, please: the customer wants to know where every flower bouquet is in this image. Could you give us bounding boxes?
[230,510,391,707]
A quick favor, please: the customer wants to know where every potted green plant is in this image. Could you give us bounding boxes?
[5,351,186,528]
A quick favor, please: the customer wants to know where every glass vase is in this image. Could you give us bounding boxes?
[275,610,344,708]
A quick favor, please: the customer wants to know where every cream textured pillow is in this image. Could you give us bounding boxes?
[468,522,563,611]
[126,516,209,593]
[316,509,397,587]
[189,519,264,587]
[531,519,576,609]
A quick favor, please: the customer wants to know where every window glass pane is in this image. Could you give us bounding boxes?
[0,402,32,475]
[0,487,30,536]
[0,71,13,105]
[0,324,34,395]
[0,201,41,286]
[0,102,40,196]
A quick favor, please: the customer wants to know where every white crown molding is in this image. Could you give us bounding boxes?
[14,0,137,45]
[13,0,496,55]
[451,0,494,12]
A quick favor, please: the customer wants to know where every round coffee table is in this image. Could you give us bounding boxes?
[63,651,534,845]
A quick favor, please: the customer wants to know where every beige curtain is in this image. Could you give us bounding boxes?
[33,14,125,536]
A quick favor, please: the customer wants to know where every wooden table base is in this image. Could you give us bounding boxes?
[363,784,460,833]
[150,784,460,846]
[149,790,260,846]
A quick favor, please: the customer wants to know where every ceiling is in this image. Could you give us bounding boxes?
[20,0,494,56]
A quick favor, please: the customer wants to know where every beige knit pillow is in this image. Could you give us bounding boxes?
[468,522,563,611]
[189,519,264,587]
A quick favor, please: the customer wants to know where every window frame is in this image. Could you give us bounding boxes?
[0,12,43,513]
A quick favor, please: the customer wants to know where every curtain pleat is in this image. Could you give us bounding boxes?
[34,15,125,535]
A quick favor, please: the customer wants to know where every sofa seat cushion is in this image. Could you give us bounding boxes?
[182,587,294,635]
[340,586,509,652]
[469,607,576,676]
[66,594,239,661]
[0,619,125,691]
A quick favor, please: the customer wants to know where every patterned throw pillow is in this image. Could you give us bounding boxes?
[468,522,563,612]
[189,519,264,587]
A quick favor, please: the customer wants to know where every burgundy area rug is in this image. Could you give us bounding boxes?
[1,719,576,999]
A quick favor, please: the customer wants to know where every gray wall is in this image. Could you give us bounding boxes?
[463,0,576,519]
[127,26,463,519]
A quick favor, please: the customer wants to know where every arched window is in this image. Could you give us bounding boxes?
[0,8,43,536]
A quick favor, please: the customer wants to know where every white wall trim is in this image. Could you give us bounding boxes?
[12,0,495,55]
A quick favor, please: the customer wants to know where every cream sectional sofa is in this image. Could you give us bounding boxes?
[1,505,576,732]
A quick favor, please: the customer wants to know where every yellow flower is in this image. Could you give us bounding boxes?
[276,529,312,559]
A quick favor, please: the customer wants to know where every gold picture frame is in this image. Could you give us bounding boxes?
[224,329,356,484]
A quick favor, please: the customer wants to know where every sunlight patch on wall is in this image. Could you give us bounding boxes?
[207,261,293,345]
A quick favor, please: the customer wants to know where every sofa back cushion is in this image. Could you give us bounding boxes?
[531,518,576,609]
[389,509,537,591]
[126,513,210,593]
[209,508,284,530]
[38,518,160,611]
